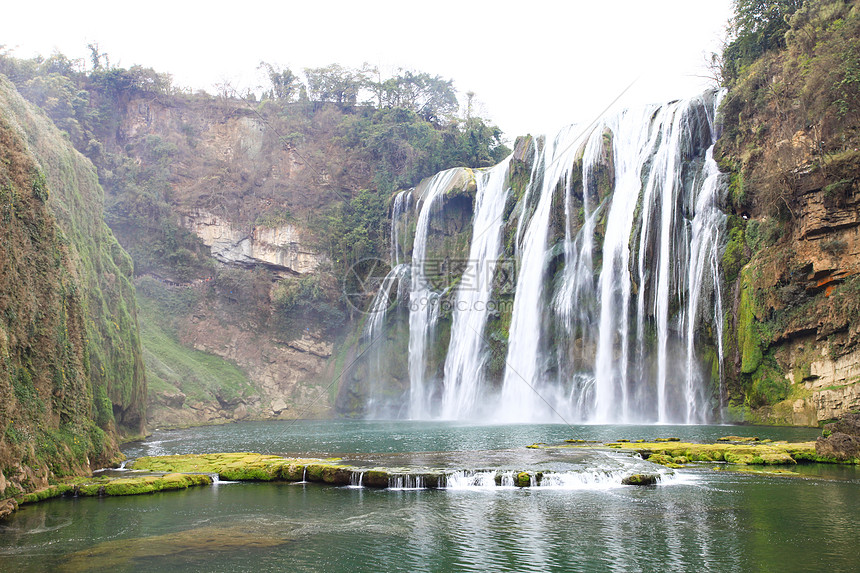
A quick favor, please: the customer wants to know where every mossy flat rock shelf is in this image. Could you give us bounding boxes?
[11,434,856,514]
[6,473,212,516]
[129,453,660,489]
[546,436,859,468]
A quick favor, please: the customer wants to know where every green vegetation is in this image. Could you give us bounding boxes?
[557,438,840,466]
[135,277,253,410]
[0,51,509,282]
[721,223,748,283]
[271,274,345,335]
[0,78,145,504]
[16,472,211,506]
[715,0,860,421]
[723,0,804,83]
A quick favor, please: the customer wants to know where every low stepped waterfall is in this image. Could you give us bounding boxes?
[357,91,727,424]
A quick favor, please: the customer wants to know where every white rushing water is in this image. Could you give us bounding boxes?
[363,188,414,417]
[368,91,726,424]
[440,157,512,419]
[408,169,464,419]
[441,468,681,490]
[499,125,588,421]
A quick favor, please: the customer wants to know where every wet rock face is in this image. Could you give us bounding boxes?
[816,413,860,460]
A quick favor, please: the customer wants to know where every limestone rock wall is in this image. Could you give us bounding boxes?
[181,210,323,274]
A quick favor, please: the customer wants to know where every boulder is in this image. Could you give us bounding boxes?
[815,413,860,460]
[622,474,658,486]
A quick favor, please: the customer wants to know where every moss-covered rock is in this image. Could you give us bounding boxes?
[558,438,828,467]
[15,473,212,508]
[0,77,145,505]
[621,474,658,486]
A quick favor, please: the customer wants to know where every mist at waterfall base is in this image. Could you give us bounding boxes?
[359,90,728,424]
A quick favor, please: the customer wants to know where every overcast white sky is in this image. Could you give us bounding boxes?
[2,0,733,141]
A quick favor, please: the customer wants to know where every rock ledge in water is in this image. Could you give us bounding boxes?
[554,438,851,466]
[816,413,860,461]
[621,474,658,486]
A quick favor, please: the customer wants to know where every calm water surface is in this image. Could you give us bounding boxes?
[122,419,822,458]
[1,421,857,573]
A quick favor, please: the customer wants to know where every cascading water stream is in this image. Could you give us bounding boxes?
[390,189,413,266]
[499,125,588,421]
[363,189,413,417]
[553,124,608,415]
[593,105,666,423]
[408,169,463,419]
[440,157,512,419]
[682,90,727,423]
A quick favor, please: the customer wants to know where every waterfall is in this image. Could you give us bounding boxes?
[363,189,413,417]
[362,91,727,424]
[553,125,608,416]
[391,190,413,266]
[499,125,588,421]
[682,90,727,423]
[440,157,512,419]
[408,169,464,419]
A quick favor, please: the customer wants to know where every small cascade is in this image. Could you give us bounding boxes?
[388,474,425,490]
[443,470,507,489]
[210,473,239,485]
[537,470,635,489]
[349,471,365,488]
[439,469,678,490]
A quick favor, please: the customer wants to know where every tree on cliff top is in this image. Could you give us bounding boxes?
[723,0,804,82]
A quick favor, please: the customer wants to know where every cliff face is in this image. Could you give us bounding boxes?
[0,55,509,428]
[94,94,343,427]
[0,77,144,510]
[716,0,860,424]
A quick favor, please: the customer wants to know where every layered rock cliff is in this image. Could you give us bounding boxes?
[107,95,339,427]
[716,0,860,424]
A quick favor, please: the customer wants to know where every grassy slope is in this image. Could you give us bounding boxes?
[135,277,253,418]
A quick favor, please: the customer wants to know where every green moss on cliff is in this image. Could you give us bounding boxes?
[722,224,748,284]
[0,76,145,501]
[737,274,764,375]
[717,0,860,423]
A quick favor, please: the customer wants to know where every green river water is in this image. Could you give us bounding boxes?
[1,421,857,572]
